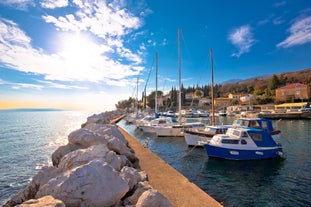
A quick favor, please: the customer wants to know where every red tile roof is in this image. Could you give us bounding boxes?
[277,83,307,90]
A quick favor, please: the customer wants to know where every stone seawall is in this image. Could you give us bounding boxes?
[4,110,171,207]
[4,110,222,207]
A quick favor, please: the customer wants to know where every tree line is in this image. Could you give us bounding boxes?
[116,68,311,110]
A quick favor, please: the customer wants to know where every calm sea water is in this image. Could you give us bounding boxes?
[0,110,89,205]
[118,117,311,207]
[1,111,310,207]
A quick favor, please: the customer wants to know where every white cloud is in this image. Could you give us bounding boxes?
[40,0,68,9]
[228,25,255,57]
[42,1,142,38]
[0,0,33,9]
[38,80,89,90]
[277,16,311,48]
[11,83,43,90]
[0,0,145,86]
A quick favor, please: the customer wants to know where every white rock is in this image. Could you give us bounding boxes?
[123,181,152,206]
[15,195,65,207]
[58,144,124,171]
[68,128,108,147]
[52,143,81,167]
[120,166,142,190]
[36,160,129,207]
[84,123,127,143]
[107,135,136,162]
[4,166,66,207]
[136,189,171,207]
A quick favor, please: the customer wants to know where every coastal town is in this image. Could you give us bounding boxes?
[116,69,311,119]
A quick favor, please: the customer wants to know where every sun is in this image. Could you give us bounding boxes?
[59,33,97,61]
[55,32,108,81]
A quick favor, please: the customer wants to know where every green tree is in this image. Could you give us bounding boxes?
[268,74,280,91]
[146,90,163,109]
[115,97,135,109]
[194,89,204,98]
[170,87,178,109]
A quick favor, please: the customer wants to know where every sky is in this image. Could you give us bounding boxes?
[0,0,311,112]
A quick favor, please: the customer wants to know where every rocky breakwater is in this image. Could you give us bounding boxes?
[4,111,171,207]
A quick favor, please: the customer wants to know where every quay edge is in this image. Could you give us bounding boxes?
[116,124,223,207]
[258,111,311,119]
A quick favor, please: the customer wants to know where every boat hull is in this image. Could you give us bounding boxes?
[184,132,212,146]
[140,125,155,133]
[155,127,183,137]
[204,145,283,160]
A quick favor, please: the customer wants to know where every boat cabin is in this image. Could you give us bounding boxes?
[212,127,278,148]
[233,118,275,132]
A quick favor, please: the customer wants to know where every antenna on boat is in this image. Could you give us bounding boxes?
[178,28,182,115]
[210,48,216,126]
[155,51,158,115]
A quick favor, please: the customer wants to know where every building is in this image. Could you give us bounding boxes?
[228,93,244,100]
[214,98,233,108]
[198,98,212,107]
[274,102,309,112]
[240,94,254,103]
[275,83,310,102]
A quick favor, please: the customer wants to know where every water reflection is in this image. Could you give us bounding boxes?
[118,118,311,207]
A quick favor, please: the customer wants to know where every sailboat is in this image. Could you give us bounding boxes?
[139,52,178,133]
[154,28,204,137]
[184,49,231,146]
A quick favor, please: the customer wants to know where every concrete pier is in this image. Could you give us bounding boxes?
[117,126,222,207]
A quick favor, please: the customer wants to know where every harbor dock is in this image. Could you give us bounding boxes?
[258,111,311,119]
[117,126,223,207]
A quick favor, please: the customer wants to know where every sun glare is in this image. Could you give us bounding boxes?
[55,32,108,81]
[60,33,97,61]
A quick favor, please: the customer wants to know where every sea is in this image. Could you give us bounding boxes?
[0,110,310,207]
[117,116,311,207]
[0,109,89,205]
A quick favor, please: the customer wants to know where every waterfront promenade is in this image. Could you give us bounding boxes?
[117,126,222,207]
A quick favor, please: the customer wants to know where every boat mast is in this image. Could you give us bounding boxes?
[178,28,182,114]
[210,48,216,126]
[155,51,158,114]
[136,77,139,115]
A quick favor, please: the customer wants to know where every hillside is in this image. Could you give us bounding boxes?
[219,68,311,95]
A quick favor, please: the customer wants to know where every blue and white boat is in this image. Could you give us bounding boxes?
[232,117,281,143]
[204,127,283,160]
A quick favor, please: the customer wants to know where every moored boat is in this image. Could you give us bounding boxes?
[139,117,176,133]
[155,122,205,137]
[184,125,231,146]
[232,117,281,143]
[203,127,284,160]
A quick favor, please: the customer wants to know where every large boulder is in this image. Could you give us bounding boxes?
[123,181,153,205]
[4,166,66,207]
[120,166,143,191]
[136,189,172,207]
[107,135,136,162]
[58,144,126,171]
[16,195,65,207]
[36,160,129,207]
[52,143,81,167]
[84,123,126,143]
[68,128,108,147]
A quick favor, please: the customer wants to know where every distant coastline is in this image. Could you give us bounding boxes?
[0,108,65,112]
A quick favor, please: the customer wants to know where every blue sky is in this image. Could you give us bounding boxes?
[0,0,310,111]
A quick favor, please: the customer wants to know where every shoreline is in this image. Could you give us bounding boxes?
[4,110,221,207]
